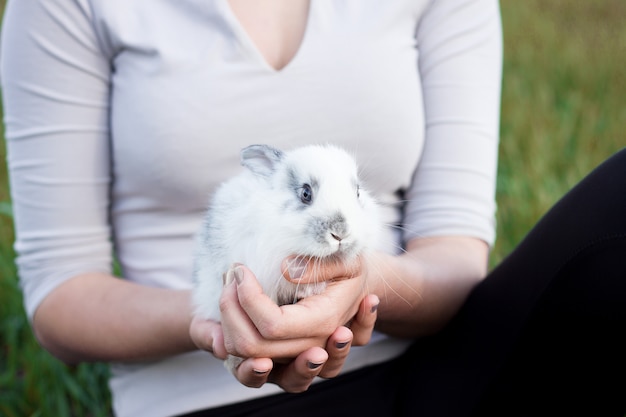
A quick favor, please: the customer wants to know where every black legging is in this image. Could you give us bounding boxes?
[181,148,626,417]
[399,146,626,416]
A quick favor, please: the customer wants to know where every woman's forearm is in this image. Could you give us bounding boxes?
[33,236,488,364]
[32,273,197,364]
[372,236,489,338]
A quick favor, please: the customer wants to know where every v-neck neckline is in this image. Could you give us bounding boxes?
[220,0,315,74]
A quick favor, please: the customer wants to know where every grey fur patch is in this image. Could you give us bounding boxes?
[284,168,319,211]
[241,145,284,177]
[310,212,348,244]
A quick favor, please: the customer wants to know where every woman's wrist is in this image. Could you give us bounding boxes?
[371,236,488,338]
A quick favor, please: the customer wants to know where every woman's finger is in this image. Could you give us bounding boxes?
[231,357,274,388]
[233,264,363,340]
[219,269,326,358]
[318,325,353,379]
[350,294,380,346]
[267,347,328,393]
[281,255,362,284]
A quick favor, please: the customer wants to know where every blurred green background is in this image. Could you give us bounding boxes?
[1,0,624,415]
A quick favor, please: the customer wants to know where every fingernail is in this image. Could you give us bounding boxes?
[370,303,379,314]
[233,266,244,285]
[286,257,307,280]
[224,265,244,286]
[306,361,323,370]
[253,368,270,375]
[335,341,349,349]
[224,269,235,286]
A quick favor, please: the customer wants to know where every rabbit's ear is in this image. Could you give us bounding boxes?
[240,144,284,177]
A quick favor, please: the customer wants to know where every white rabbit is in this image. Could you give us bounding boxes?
[192,144,381,371]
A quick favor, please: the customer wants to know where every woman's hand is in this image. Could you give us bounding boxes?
[215,260,379,392]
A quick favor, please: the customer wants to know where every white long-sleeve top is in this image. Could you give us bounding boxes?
[1,0,502,415]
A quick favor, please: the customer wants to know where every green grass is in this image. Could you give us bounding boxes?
[0,1,625,415]
[493,0,625,265]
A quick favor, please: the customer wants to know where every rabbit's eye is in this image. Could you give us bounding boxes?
[357,184,361,198]
[300,184,313,204]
